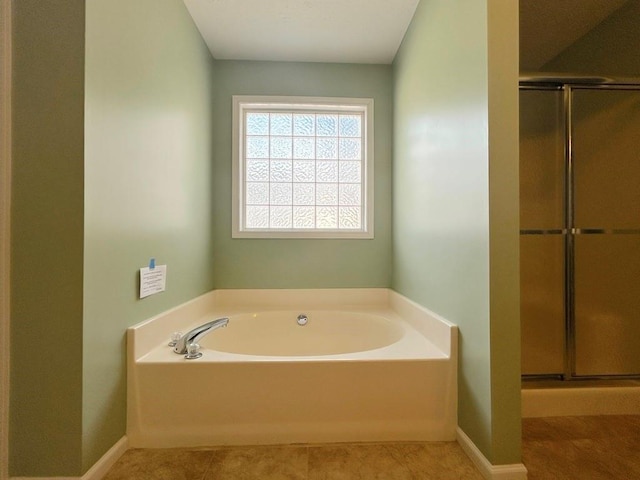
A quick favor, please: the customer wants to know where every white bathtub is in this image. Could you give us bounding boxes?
[127,289,458,448]
[204,310,405,357]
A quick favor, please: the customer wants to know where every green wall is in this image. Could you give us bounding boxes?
[83,0,216,471]
[211,61,392,289]
[392,0,520,465]
[10,0,85,475]
[10,0,216,475]
[10,0,523,475]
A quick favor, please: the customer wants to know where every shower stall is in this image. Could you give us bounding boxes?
[520,76,640,380]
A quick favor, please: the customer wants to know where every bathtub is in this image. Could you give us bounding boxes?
[127,288,457,448]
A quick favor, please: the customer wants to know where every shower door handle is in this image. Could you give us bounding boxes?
[520,229,567,235]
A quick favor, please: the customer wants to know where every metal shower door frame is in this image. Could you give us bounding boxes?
[520,76,640,381]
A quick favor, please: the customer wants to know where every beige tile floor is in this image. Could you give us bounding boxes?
[103,442,484,479]
[522,415,640,480]
[104,415,640,479]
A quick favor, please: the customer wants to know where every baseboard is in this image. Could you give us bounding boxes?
[11,436,128,480]
[81,436,128,480]
[456,428,528,480]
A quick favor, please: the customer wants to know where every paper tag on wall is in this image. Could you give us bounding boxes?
[140,265,167,298]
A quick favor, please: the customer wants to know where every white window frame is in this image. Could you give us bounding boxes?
[232,95,374,239]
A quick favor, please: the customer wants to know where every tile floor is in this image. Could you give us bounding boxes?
[103,442,484,479]
[103,415,640,479]
[522,415,640,480]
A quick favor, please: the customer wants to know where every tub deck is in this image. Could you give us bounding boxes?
[138,308,448,364]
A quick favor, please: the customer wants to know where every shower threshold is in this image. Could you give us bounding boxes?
[521,378,640,418]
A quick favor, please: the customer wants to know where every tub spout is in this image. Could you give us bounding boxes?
[173,317,229,354]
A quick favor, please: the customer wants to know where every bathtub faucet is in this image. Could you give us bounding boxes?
[172,317,229,354]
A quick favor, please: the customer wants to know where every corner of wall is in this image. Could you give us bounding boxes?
[10,0,85,475]
[487,0,522,466]
[457,428,528,480]
[81,437,128,480]
[1,0,12,477]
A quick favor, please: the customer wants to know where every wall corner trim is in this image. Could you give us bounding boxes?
[0,0,11,478]
[456,427,528,480]
[10,436,128,480]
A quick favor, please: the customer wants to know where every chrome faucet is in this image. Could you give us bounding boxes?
[172,317,229,355]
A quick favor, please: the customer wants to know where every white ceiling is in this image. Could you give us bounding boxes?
[182,0,420,64]
[183,0,631,68]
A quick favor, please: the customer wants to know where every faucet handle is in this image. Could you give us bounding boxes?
[168,331,183,347]
[184,342,202,360]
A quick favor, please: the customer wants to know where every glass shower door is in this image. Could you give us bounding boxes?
[572,88,640,376]
[520,89,566,376]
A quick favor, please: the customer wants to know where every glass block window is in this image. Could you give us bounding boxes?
[232,96,374,239]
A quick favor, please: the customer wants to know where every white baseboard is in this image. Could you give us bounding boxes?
[11,436,128,480]
[82,436,128,480]
[457,428,528,480]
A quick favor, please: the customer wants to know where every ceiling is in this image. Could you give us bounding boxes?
[183,0,631,68]
[520,0,629,71]
[182,0,420,64]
